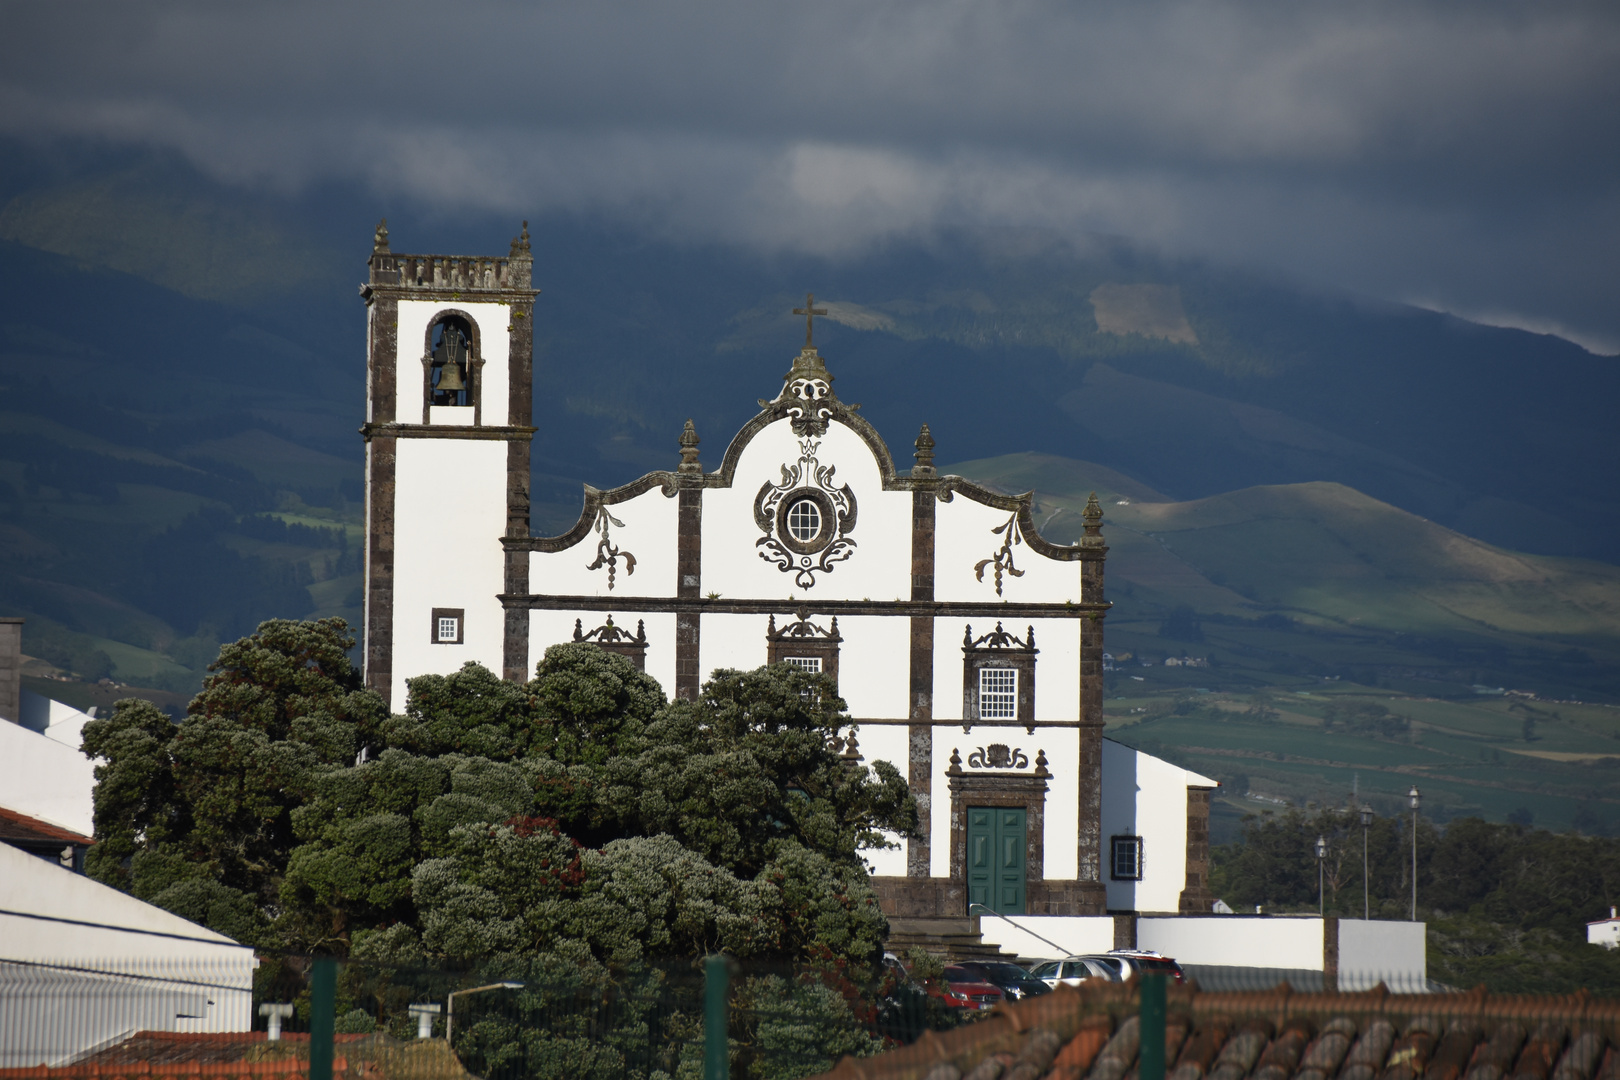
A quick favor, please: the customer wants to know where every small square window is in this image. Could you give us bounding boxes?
[430,608,465,644]
[785,657,821,674]
[979,667,1017,719]
[1110,835,1144,881]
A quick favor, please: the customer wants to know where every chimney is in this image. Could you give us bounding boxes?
[0,617,22,725]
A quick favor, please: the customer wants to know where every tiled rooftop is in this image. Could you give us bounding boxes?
[0,1030,469,1080]
[815,981,1620,1080]
[0,805,93,847]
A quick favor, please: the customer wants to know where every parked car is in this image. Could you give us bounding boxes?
[1027,951,1186,988]
[1103,950,1186,984]
[940,965,1006,1011]
[1027,956,1122,988]
[952,961,1052,1001]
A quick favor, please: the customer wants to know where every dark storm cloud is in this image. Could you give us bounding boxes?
[4,1,1618,350]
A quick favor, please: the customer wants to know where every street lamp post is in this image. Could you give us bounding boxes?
[1315,835,1328,916]
[1408,786,1422,921]
[1359,805,1374,920]
[446,982,524,1043]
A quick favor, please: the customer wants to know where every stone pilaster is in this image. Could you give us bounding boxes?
[907,441,937,877]
[1074,493,1109,914]
[1179,785,1217,913]
[675,421,703,701]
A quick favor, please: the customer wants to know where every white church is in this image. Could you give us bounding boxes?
[358,223,1219,920]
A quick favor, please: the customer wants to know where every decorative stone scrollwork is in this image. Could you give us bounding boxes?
[783,370,835,438]
[829,731,862,764]
[754,438,858,590]
[965,622,1036,652]
[573,614,648,670]
[974,511,1027,596]
[584,505,635,589]
[967,744,1029,770]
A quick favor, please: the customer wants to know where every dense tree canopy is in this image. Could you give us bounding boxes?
[83,620,918,980]
[1210,805,1620,994]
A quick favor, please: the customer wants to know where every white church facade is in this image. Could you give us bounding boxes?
[358,224,1218,919]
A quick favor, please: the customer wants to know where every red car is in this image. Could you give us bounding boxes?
[940,964,1006,1011]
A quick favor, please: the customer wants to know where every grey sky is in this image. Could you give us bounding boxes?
[5,0,1617,351]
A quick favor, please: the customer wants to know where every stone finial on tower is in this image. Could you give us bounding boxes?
[1081,491,1105,548]
[913,423,936,477]
[678,419,702,473]
[373,218,390,253]
[510,220,531,257]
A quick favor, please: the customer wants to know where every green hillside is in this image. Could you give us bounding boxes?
[951,452,1620,835]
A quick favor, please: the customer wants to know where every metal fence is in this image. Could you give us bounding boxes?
[0,953,940,1080]
[0,956,1465,1079]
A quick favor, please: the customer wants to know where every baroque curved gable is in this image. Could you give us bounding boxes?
[509,343,1093,565]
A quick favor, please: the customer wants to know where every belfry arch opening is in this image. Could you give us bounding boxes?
[428,315,474,408]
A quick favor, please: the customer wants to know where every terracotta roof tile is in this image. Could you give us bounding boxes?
[0,805,93,846]
[814,982,1620,1080]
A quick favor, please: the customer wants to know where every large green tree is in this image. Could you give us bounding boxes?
[86,622,917,977]
[81,618,386,943]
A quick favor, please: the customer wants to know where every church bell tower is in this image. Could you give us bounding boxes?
[359,221,537,708]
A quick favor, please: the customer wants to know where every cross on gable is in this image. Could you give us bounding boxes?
[793,292,828,347]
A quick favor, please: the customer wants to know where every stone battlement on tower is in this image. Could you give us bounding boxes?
[363,219,534,294]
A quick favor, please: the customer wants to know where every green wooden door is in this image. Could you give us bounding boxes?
[966,806,1027,914]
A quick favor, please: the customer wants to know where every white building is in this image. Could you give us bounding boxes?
[1589,908,1620,949]
[358,225,1219,918]
[0,842,255,1066]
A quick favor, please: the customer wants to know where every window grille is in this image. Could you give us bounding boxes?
[786,498,822,543]
[437,617,459,643]
[1111,835,1144,880]
[785,656,821,674]
[979,667,1017,719]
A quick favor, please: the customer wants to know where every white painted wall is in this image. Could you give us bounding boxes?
[1102,740,1217,913]
[1338,919,1426,987]
[390,437,509,704]
[1590,915,1620,949]
[0,719,95,836]
[395,300,511,425]
[853,723,909,878]
[19,689,95,750]
[931,619,1081,725]
[529,484,681,599]
[1139,915,1324,969]
[703,419,913,603]
[978,915,1117,960]
[0,842,255,1063]
[933,491,1080,605]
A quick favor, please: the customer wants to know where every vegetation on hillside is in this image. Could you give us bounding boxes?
[1211,807,1620,995]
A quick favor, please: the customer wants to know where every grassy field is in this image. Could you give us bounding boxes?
[951,452,1620,837]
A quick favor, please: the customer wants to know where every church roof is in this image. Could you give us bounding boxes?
[812,979,1620,1080]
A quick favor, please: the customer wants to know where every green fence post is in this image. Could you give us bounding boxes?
[1139,972,1166,1080]
[704,954,729,1080]
[310,957,336,1080]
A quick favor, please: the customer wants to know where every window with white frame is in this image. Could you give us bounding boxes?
[430,608,465,644]
[1110,835,1144,881]
[978,667,1017,719]
[784,656,821,674]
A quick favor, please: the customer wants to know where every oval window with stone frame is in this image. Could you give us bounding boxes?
[776,490,836,555]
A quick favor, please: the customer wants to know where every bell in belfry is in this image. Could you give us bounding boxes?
[435,360,465,392]
[431,322,470,404]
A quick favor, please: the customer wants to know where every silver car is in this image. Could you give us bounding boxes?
[1027,957,1123,988]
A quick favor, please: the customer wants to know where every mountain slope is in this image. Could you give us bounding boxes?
[948,452,1620,834]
